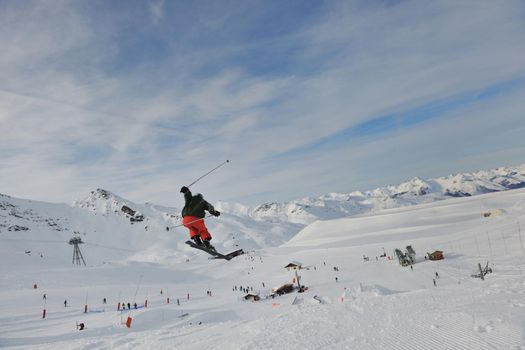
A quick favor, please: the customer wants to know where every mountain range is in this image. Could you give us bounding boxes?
[221,163,525,224]
[1,163,524,265]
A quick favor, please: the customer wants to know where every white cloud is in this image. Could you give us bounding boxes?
[1,0,524,206]
[149,0,166,25]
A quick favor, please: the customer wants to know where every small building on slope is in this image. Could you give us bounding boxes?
[427,250,444,261]
[284,261,303,271]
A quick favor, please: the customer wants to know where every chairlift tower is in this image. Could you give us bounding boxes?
[69,237,86,266]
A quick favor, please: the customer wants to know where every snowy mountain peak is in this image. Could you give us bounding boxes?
[76,188,125,206]
[391,176,432,195]
[73,188,146,223]
[93,188,111,199]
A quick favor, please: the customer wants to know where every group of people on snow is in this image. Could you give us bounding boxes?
[234,285,255,293]
[118,302,138,310]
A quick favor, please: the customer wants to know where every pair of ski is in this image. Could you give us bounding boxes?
[185,240,244,260]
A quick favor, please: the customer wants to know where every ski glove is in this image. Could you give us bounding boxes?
[211,210,221,217]
[180,186,189,194]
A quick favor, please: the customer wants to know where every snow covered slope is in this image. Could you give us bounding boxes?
[1,186,525,349]
[0,189,301,268]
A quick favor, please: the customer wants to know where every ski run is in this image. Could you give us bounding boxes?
[1,187,525,349]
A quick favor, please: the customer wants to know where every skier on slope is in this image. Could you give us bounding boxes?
[180,186,220,250]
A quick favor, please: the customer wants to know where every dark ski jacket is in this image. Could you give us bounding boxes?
[182,189,216,218]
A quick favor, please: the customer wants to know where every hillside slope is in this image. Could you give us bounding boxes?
[1,188,525,349]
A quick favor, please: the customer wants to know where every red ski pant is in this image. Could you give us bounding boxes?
[182,216,212,240]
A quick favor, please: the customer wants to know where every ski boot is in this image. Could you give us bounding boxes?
[203,237,216,251]
[192,236,204,246]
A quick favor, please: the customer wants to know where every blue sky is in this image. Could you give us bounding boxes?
[1,0,525,208]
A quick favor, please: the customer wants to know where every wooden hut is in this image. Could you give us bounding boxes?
[427,250,444,261]
[284,261,303,271]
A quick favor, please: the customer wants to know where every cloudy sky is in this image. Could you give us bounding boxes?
[1,0,525,208]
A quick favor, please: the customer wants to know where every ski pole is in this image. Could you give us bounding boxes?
[187,160,229,188]
[171,216,211,229]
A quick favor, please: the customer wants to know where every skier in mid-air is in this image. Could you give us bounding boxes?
[180,186,220,250]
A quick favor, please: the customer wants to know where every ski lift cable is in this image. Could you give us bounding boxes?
[0,238,64,243]
[84,242,137,253]
[1,237,136,252]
